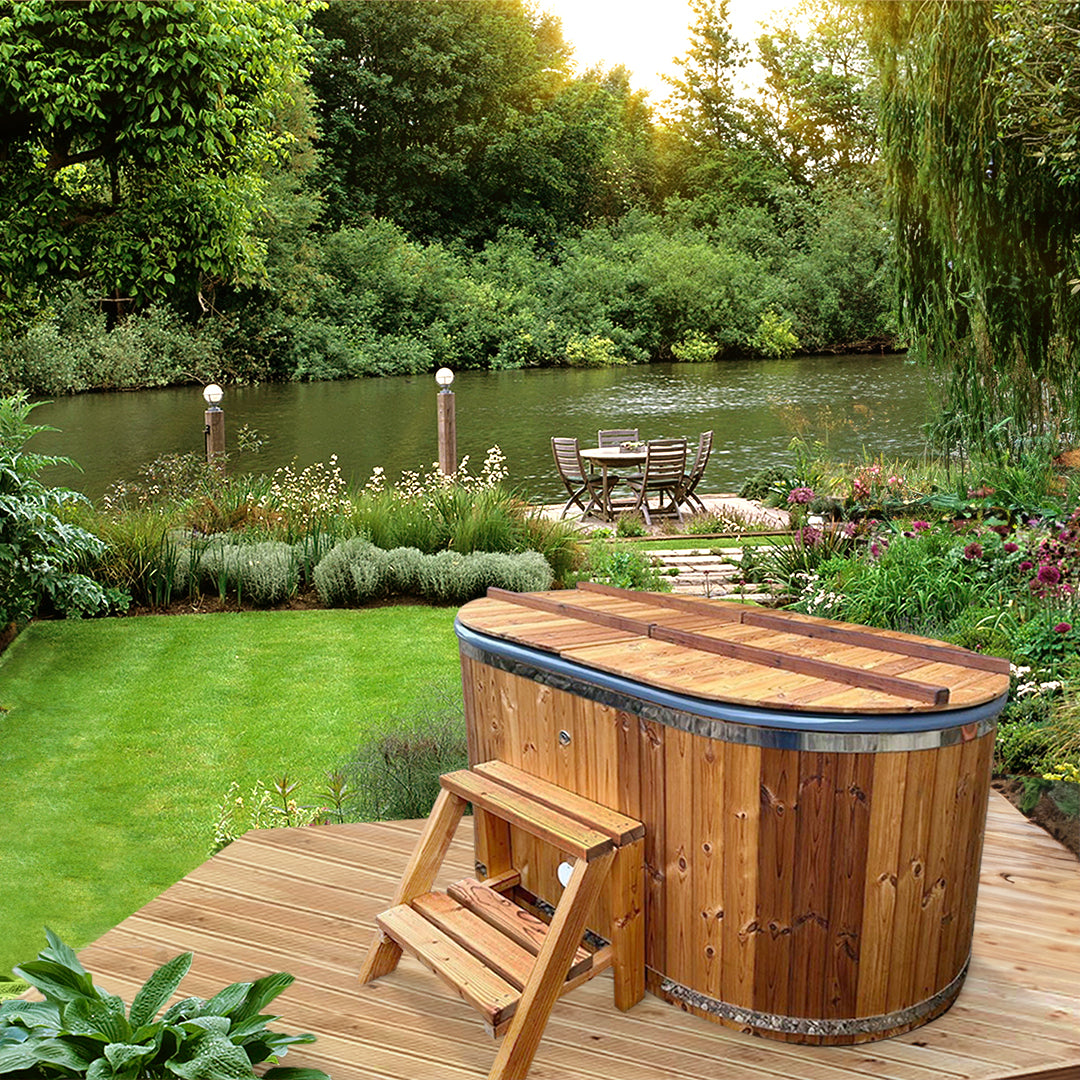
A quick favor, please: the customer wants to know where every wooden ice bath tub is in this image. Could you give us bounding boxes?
[455,584,1011,1045]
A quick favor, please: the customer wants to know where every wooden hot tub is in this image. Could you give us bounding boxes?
[455,584,1011,1045]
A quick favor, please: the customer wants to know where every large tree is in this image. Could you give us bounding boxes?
[308,0,647,246]
[753,0,879,186]
[866,0,1080,450]
[658,0,792,216]
[0,0,315,322]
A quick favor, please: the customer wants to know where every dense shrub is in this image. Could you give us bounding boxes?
[314,540,552,606]
[577,540,670,591]
[313,538,385,605]
[340,681,468,821]
[0,287,219,396]
[198,540,299,606]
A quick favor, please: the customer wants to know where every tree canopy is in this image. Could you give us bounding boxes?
[308,0,655,245]
[0,0,315,318]
[0,0,908,392]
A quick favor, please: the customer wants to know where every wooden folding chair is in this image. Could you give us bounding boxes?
[551,437,604,519]
[628,437,687,525]
[679,429,714,513]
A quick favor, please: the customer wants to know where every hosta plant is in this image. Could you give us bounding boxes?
[0,929,329,1080]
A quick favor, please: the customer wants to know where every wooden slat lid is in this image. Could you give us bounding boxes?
[455,584,1011,716]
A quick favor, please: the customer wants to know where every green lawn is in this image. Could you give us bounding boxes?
[0,607,461,976]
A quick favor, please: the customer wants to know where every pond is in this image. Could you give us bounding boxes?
[34,353,936,504]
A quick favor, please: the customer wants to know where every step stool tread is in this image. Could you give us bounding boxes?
[376,903,519,1029]
[471,760,644,846]
[440,769,614,861]
[411,891,537,990]
[447,877,592,978]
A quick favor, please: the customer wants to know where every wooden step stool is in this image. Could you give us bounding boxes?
[358,760,645,1080]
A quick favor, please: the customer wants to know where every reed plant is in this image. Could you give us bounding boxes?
[76,509,185,609]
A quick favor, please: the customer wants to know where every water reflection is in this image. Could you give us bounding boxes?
[33,354,935,504]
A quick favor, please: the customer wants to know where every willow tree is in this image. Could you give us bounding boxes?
[866,0,1080,453]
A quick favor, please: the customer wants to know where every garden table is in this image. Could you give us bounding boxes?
[579,445,646,520]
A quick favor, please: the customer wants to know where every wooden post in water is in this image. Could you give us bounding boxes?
[202,383,225,465]
[435,367,456,476]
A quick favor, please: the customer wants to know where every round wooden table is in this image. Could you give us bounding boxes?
[579,446,646,519]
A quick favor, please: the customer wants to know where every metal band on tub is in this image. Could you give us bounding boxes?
[657,958,969,1037]
[455,621,1005,753]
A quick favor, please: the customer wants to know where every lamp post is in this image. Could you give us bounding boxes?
[203,383,225,464]
[435,367,456,476]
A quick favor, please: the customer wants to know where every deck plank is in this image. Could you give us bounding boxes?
[63,793,1078,1080]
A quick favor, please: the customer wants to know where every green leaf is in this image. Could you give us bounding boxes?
[130,1020,165,1045]
[0,1000,60,1029]
[177,1016,230,1037]
[161,997,207,1024]
[62,996,132,1043]
[129,952,192,1028]
[201,982,249,1019]
[166,1032,255,1079]
[228,973,293,1025]
[104,1040,159,1071]
[13,958,96,1003]
[0,1042,38,1071]
[30,1036,96,1070]
[42,928,89,977]
[86,1057,116,1080]
[220,1014,272,1041]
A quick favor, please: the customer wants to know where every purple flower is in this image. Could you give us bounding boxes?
[963,542,983,560]
[798,525,822,546]
[1054,622,1072,634]
[1038,564,1063,585]
[912,520,930,533]
[788,487,815,505]
[1003,542,1019,553]
[1019,561,1034,572]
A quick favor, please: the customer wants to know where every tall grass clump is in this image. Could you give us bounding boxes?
[77,511,184,609]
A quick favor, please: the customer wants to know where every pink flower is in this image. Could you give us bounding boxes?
[1054,622,1072,634]
[963,542,983,560]
[1038,564,1062,585]
[912,520,930,533]
[1002,542,1019,553]
[787,487,815,505]
[1019,560,1034,572]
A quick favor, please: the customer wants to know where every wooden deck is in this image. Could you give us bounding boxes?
[78,792,1079,1080]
